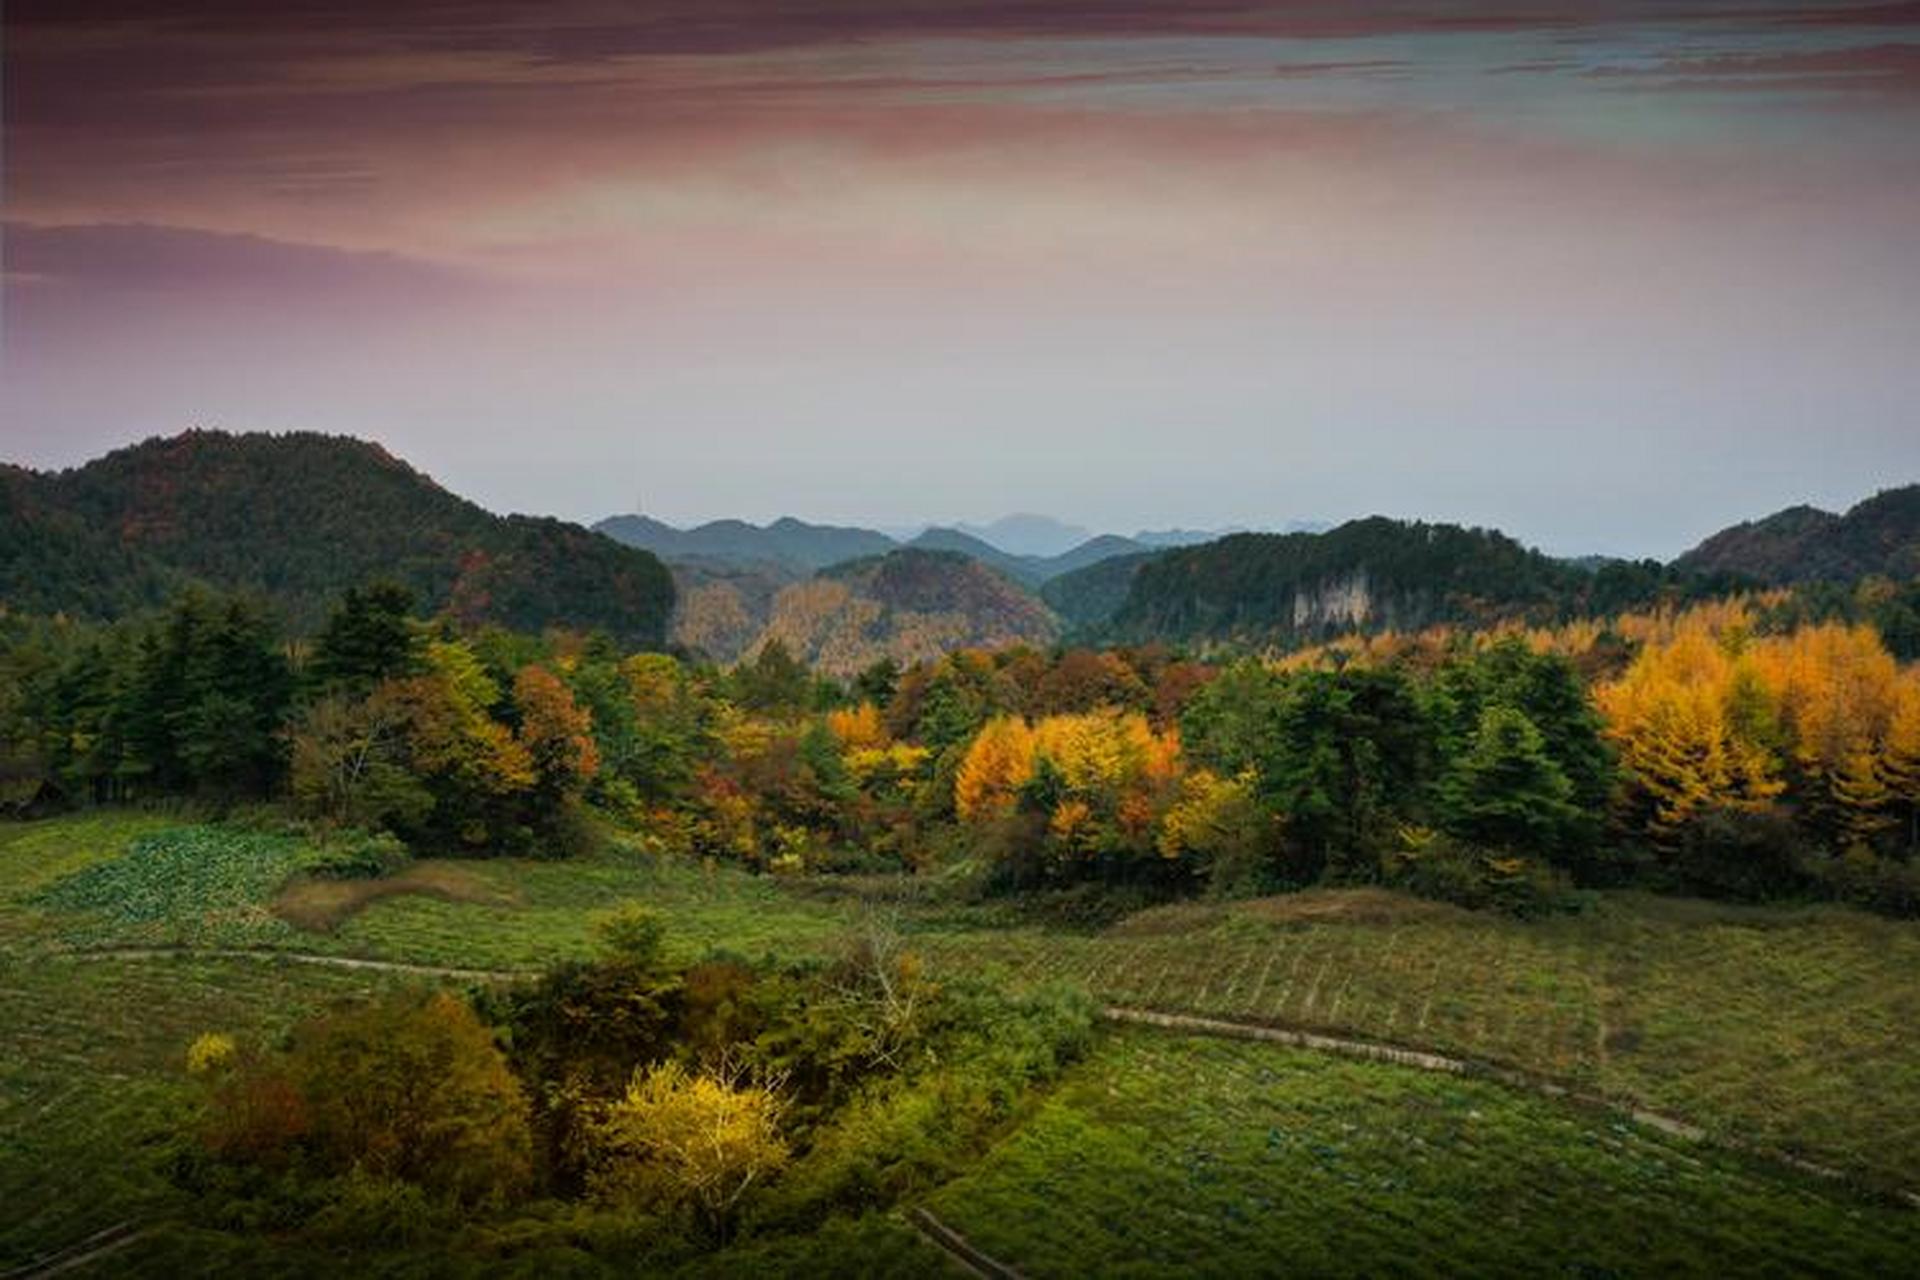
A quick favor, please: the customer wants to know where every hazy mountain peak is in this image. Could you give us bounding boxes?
[953,513,1095,558]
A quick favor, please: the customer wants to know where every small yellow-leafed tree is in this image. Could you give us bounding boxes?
[588,1061,790,1238]
[186,1030,237,1075]
[825,701,888,751]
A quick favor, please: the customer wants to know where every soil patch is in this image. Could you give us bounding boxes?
[272,862,520,933]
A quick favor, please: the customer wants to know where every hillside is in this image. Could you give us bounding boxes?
[675,548,1058,673]
[1105,517,1588,643]
[1042,549,1159,629]
[0,431,675,646]
[1676,484,1920,584]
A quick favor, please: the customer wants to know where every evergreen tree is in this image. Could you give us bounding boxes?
[1439,706,1586,860]
[309,581,421,692]
[1257,668,1433,883]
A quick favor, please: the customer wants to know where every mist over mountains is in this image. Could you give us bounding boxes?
[590,512,1329,582]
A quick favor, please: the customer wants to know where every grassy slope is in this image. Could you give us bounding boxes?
[925,1029,1920,1278]
[5,813,1920,1274]
[913,891,1920,1189]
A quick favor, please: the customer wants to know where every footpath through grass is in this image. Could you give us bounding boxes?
[925,1028,1920,1278]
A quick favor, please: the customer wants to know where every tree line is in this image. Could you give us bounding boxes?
[3,584,1918,914]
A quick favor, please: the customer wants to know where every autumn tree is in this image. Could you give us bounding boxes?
[1156,769,1271,894]
[1883,678,1920,855]
[586,1061,790,1239]
[286,692,429,832]
[514,664,601,797]
[198,992,534,1202]
[1595,624,1784,848]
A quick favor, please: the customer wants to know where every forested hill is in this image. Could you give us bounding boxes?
[0,430,675,646]
[1093,517,1727,644]
[1675,484,1920,584]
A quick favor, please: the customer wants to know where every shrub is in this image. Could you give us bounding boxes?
[306,830,411,880]
[200,991,535,1203]
[1668,804,1809,901]
[1801,845,1920,918]
[749,981,1095,1232]
[1384,828,1580,919]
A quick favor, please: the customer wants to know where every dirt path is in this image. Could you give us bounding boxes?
[2,1221,148,1280]
[56,945,532,982]
[907,1207,1026,1280]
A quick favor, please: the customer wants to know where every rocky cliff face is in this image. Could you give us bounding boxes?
[1292,571,1373,630]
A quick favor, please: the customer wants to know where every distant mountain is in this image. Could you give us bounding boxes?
[909,527,1148,585]
[1043,534,1150,577]
[1133,528,1238,549]
[1674,485,1920,584]
[595,513,895,573]
[0,430,675,646]
[602,513,1147,601]
[953,513,1093,558]
[673,548,1058,674]
[907,526,1047,584]
[1134,520,1330,548]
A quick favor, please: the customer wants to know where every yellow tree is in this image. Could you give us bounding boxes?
[825,701,888,751]
[587,1061,789,1238]
[1749,622,1901,844]
[1595,625,1783,845]
[1881,676,1920,854]
[514,664,601,792]
[954,715,1036,822]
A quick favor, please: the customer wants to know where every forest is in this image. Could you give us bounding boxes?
[6,578,1919,916]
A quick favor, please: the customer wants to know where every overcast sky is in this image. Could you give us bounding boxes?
[4,1,1918,557]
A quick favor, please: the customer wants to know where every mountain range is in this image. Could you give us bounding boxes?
[3,431,1912,666]
[593,514,1164,586]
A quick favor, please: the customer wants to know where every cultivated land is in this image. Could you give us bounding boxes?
[4,812,1919,1275]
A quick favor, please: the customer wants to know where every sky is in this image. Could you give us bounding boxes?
[4,1,1918,558]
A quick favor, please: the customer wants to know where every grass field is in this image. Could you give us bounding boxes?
[4,811,1919,1274]
[924,1029,1920,1278]
[913,892,1920,1191]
